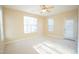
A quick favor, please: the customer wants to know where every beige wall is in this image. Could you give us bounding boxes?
[3,7,46,41]
[44,9,78,39]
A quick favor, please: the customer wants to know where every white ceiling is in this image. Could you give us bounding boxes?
[4,5,79,16]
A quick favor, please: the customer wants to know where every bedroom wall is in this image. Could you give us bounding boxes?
[3,7,46,41]
[44,9,78,39]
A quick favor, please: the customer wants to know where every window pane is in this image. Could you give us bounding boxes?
[48,19,53,25]
[48,19,54,32]
[32,25,37,32]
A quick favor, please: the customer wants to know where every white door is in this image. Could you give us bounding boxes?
[64,19,74,40]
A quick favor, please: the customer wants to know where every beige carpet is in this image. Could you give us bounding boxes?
[4,37,76,54]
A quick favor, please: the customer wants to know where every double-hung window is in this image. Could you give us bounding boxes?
[24,16,38,33]
[48,18,54,32]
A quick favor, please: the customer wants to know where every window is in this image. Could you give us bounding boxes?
[24,16,38,33]
[48,18,54,32]
[64,19,74,39]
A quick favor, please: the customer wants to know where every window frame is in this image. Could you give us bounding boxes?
[24,16,38,33]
